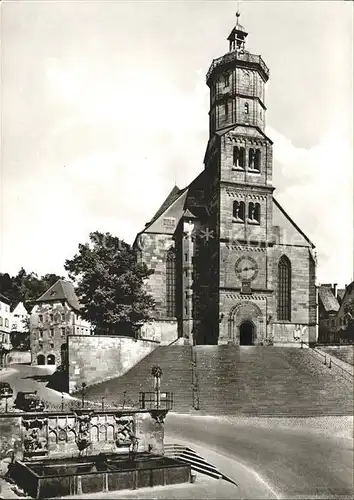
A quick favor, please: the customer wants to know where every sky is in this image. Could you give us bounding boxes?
[0,0,353,287]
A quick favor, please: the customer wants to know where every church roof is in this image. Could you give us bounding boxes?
[273,198,315,248]
[148,185,186,226]
[318,285,340,313]
[35,279,81,311]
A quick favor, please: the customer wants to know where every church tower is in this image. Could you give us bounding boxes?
[136,11,317,347]
[204,12,275,345]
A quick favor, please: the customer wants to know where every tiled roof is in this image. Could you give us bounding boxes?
[273,198,315,248]
[35,279,81,311]
[318,285,340,313]
[148,185,183,225]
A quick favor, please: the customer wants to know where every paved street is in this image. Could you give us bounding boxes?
[1,364,353,499]
[165,413,354,499]
[0,363,71,410]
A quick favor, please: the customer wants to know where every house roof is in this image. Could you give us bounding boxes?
[0,293,11,304]
[318,285,340,313]
[35,279,81,311]
[11,302,29,314]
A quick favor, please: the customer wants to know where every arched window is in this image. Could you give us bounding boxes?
[233,146,245,169]
[37,354,45,365]
[244,102,249,114]
[248,149,261,171]
[166,249,176,317]
[248,202,260,223]
[278,256,291,321]
[233,201,245,222]
[254,150,261,171]
[47,354,56,365]
[248,148,254,169]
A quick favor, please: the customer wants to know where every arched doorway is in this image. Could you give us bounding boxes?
[37,354,45,365]
[239,321,254,345]
[47,354,55,365]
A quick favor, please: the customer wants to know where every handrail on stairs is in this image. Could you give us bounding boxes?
[304,343,353,380]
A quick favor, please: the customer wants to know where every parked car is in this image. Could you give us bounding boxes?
[0,382,13,398]
[14,391,45,412]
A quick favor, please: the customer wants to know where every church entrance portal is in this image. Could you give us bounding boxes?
[239,321,254,345]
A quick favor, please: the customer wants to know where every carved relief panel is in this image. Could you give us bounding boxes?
[22,416,48,458]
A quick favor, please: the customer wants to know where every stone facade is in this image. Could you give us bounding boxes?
[68,335,159,393]
[30,280,92,367]
[134,15,317,347]
[0,409,164,462]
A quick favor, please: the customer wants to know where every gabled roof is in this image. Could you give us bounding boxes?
[11,302,29,314]
[35,279,81,311]
[273,198,315,248]
[182,208,198,219]
[148,185,183,225]
[318,285,340,313]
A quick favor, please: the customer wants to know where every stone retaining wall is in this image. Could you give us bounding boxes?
[68,335,159,393]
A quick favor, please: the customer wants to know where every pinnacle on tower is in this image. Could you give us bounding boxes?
[227,11,248,53]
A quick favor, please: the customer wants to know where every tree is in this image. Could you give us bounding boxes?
[64,231,155,336]
[0,269,63,311]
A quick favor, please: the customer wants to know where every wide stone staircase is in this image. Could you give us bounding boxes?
[83,345,353,417]
[82,346,194,412]
[195,345,353,416]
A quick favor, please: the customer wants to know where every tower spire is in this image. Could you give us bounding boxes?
[228,7,248,53]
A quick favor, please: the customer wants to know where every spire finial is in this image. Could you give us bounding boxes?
[236,1,240,19]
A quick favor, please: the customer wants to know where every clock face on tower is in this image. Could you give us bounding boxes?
[235,256,258,282]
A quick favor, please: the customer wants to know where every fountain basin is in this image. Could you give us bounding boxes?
[9,452,191,498]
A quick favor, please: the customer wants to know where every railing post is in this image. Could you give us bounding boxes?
[81,382,86,408]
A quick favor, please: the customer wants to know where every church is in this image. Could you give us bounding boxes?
[134,14,317,347]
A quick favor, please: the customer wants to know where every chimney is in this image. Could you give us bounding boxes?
[332,283,337,296]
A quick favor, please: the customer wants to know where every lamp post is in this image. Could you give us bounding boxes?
[81,382,86,408]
